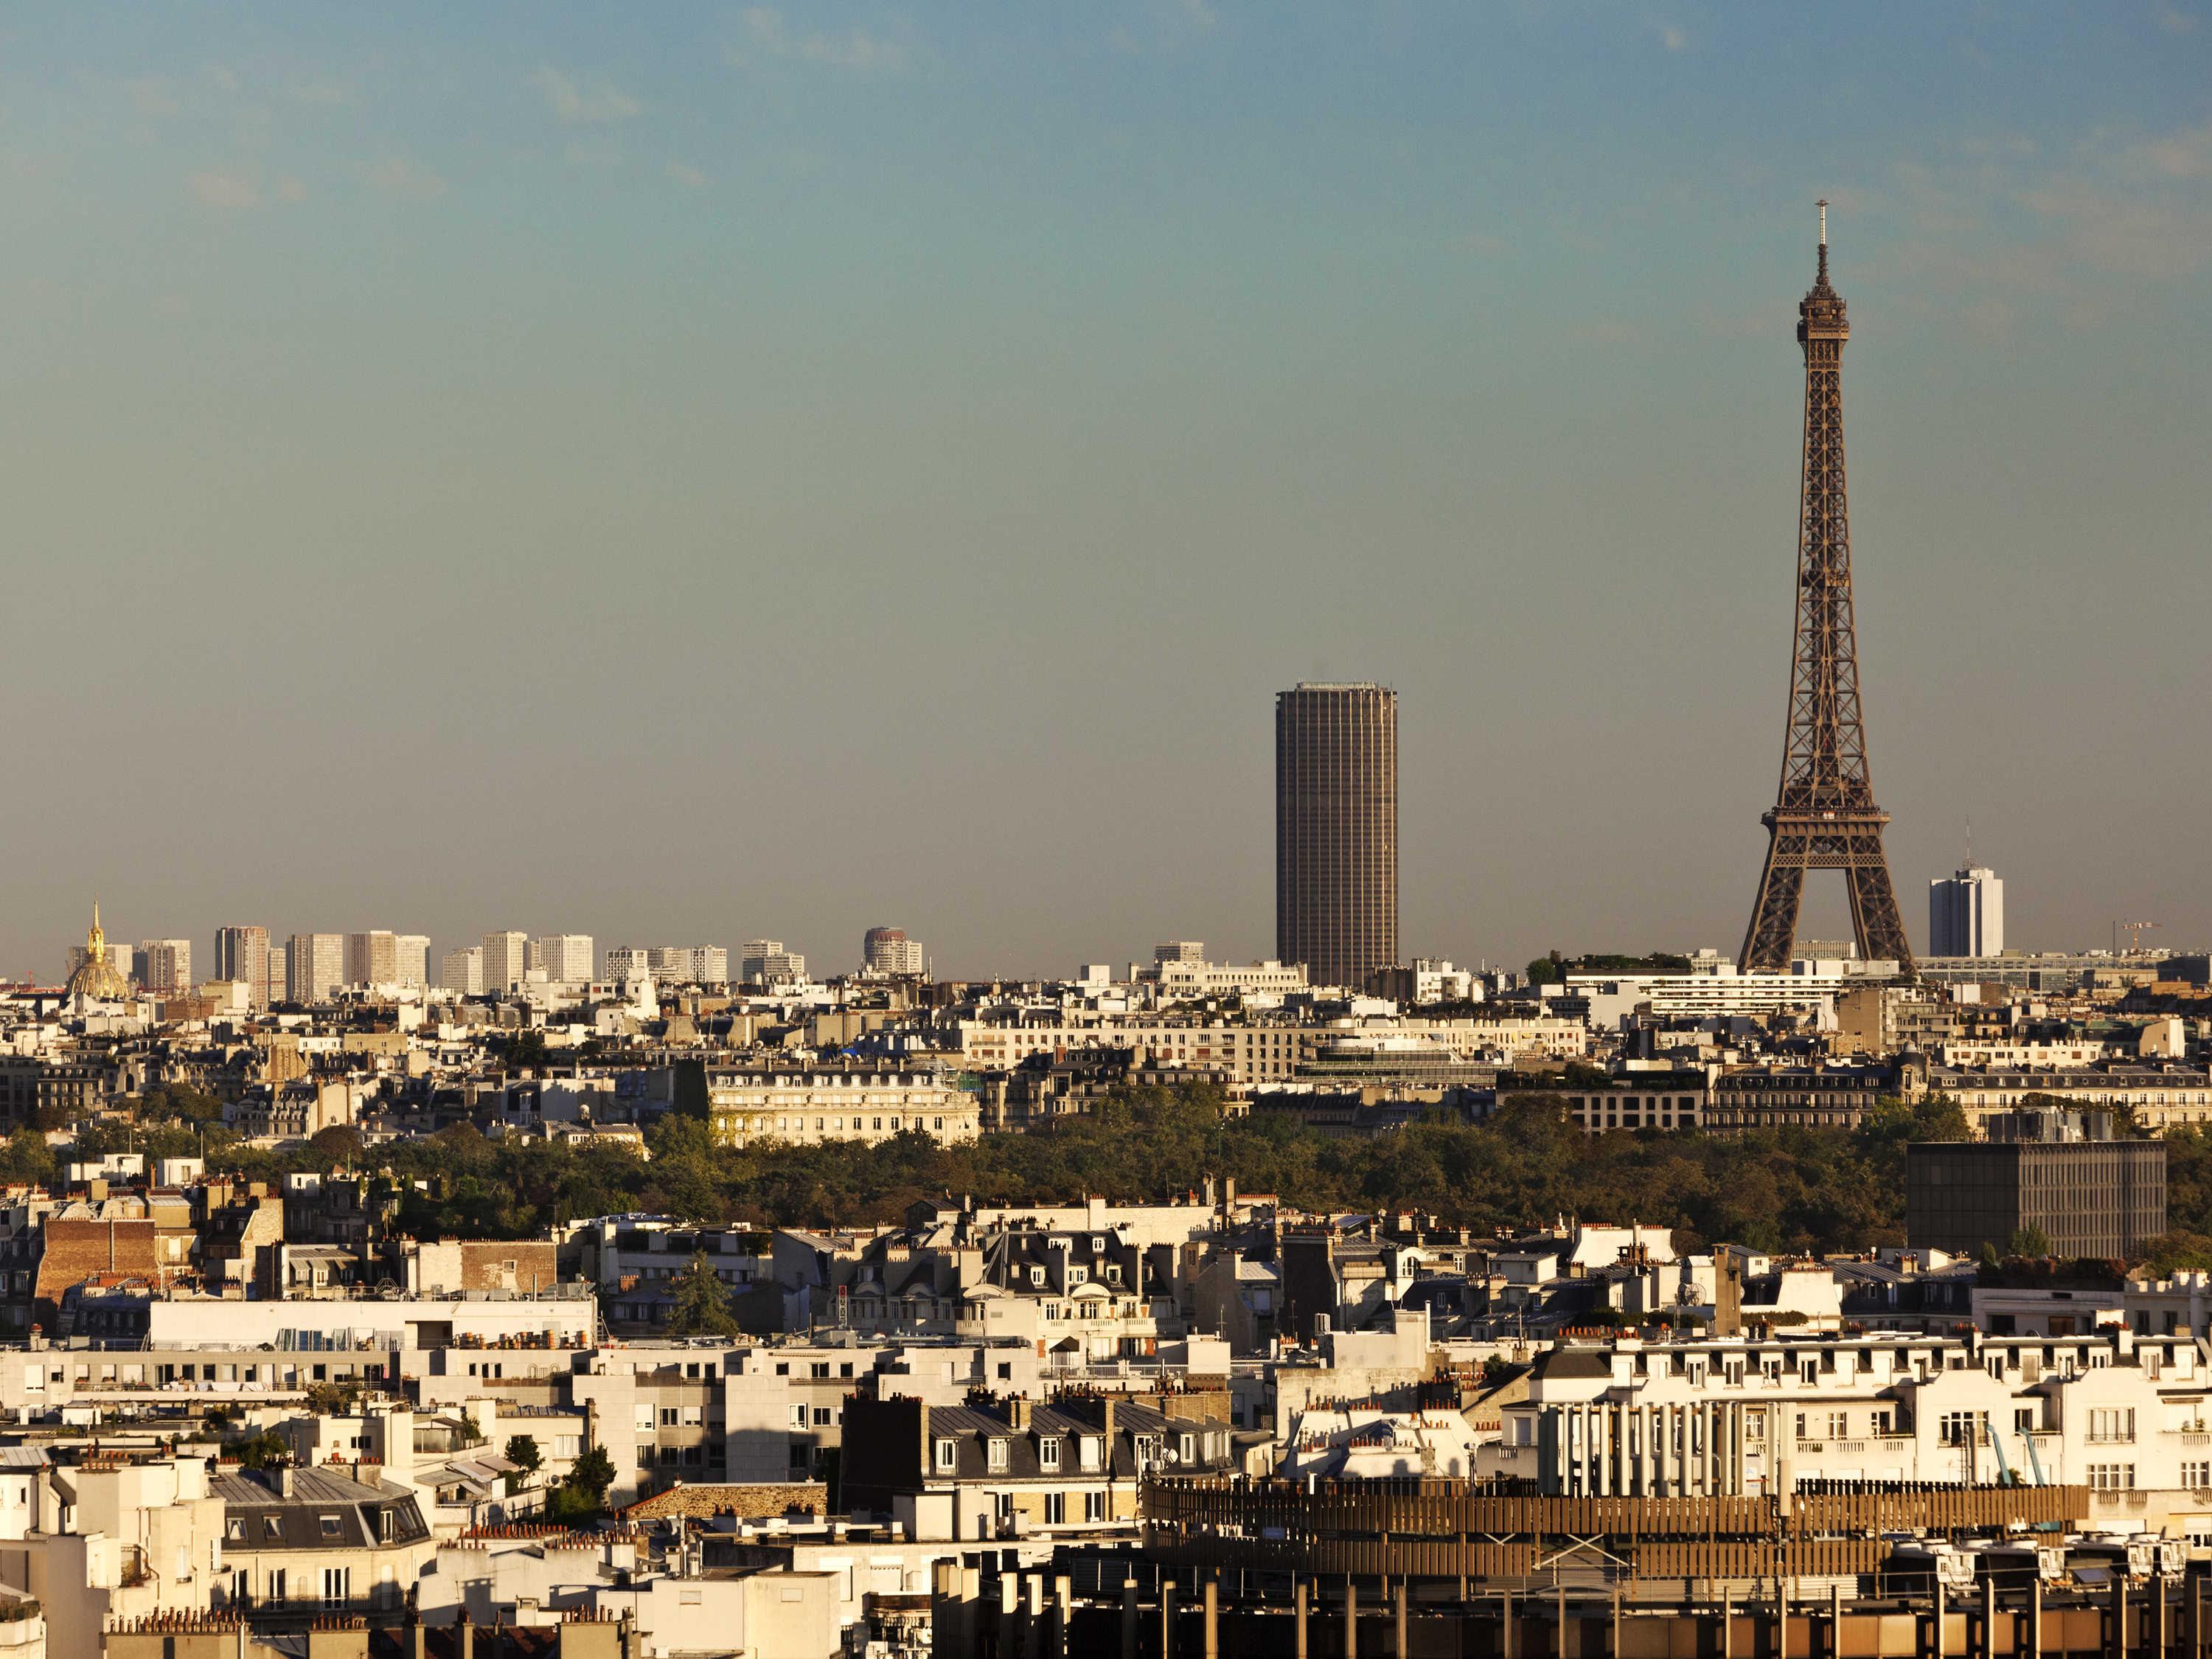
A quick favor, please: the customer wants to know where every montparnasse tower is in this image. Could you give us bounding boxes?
[63,901,132,1001]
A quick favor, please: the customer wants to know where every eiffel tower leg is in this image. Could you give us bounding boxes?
[1843,836,1916,973]
[1740,828,1809,973]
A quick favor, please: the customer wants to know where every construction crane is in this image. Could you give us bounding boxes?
[2114,919,2161,953]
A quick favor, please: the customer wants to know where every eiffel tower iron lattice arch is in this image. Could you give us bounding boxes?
[1739,205,1915,975]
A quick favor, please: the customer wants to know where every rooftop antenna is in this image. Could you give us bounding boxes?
[1816,198,1830,285]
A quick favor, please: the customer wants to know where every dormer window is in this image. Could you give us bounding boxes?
[987,1439,1009,1471]
[1079,1436,1102,1472]
[1029,1266,1046,1287]
[935,1439,956,1472]
[1040,1437,1062,1471]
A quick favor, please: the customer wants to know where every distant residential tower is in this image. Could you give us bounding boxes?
[1930,866,2004,958]
[215,925,271,1006]
[863,927,925,976]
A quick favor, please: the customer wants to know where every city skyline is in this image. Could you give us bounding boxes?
[4,5,2208,975]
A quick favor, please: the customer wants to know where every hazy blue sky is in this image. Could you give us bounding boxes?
[3,3,2208,982]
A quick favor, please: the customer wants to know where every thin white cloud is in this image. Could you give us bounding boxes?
[274,175,308,204]
[189,170,257,209]
[1658,24,1688,52]
[2140,122,2212,180]
[127,77,181,117]
[2021,184,2212,280]
[287,78,358,108]
[2153,0,2197,33]
[364,156,448,199]
[532,66,643,124]
[564,139,622,170]
[736,8,910,74]
[667,161,709,189]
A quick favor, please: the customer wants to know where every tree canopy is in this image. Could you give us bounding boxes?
[667,1250,742,1337]
[97,1079,2212,1262]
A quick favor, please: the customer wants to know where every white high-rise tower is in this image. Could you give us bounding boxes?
[1929,866,2003,957]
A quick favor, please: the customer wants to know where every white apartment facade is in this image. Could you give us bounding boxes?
[1931,866,2005,958]
[1930,1065,2212,1129]
[742,940,807,985]
[1565,966,1893,1029]
[1490,1330,2212,1540]
[441,947,485,996]
[1152,958,1311,998]
[285,933,345,1004]
[608,945,731,986]
[864,928,926,975]
[529,933,594,985]
[345,931,399,988]
[705,1068,981,1148]
[956,1012,1582,1085]
[481,931,529,993]
[654,945,728,984]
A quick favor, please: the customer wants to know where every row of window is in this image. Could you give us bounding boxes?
[936,1434,1105,1474]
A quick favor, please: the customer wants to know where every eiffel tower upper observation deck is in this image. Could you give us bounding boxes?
[1739,204,1914,975]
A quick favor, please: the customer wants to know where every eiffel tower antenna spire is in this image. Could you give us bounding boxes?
[1738,206,1916,974]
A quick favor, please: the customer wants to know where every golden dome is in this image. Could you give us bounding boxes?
[64,902,131,1001]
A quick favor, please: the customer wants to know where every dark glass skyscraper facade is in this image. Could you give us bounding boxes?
[1276,682,1397,991]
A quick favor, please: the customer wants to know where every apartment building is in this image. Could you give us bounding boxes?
[1701,1065,1895,1131]
[1930,1065,2212,1130]
[0,1450,223,1658]
[0,1055,115,1129]
[1559,1071,1710,1133]
[210,1463,434,1621]
[957,1014,1582,1085]
[741,939,807,985]
[344,931,399,988]
[863,928,926,976]
[481,931,530,993]
[606,945,731,987]
[1150,956,1310,998]
[1489,1329,2212,1540]
[132,939,193,993]
[529,933,595,985]
[568,1215,772,1329]
[441,946,485,996]
[843,1392,1237,1541]
[213,925,271,1005]
[284,933,345,1004]
[703,1065,980,1149]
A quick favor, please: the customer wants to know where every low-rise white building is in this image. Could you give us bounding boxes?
[705,1066,979,1148]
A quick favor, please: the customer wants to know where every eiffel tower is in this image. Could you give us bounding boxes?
[1739,204,1915,974]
